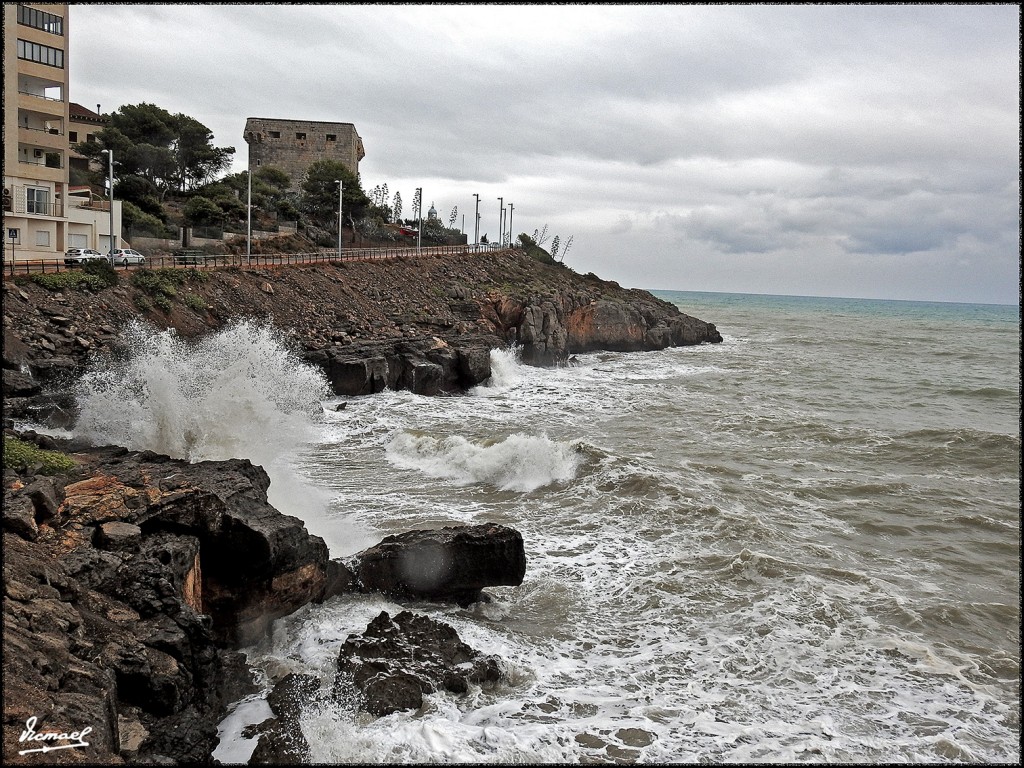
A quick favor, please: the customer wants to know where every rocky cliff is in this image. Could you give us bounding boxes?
[3,249,721,416]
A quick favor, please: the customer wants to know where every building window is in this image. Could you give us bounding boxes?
[17,5,64,35]
[326,134,337,141]
[87,134,96,143]
[26,187,49,215]
[17,38,64,68]
[296,132,306,140]
[269,131,280,138]
[69,130,78,143]
[36,230,50,247]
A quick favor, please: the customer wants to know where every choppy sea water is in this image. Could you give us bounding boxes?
[67,292,1021,763]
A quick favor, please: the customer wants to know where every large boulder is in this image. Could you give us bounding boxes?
[353,523,526,606]
[333,610,503,717]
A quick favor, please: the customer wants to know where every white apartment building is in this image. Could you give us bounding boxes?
[3,3,121,263]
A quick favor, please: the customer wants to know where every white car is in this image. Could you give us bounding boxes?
[64,248,105,265]
[107,248,146,266]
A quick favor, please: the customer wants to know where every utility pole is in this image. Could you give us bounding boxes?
[507,202,514,247]
[336,179,343,258]
[497,196,503,248]
[473,193,480,249]
[100,149,115,257]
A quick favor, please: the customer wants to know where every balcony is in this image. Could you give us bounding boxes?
[19,126,65,151]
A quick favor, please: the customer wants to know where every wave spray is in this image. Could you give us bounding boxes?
[74,319,330,467]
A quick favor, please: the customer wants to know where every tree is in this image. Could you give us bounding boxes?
[411,188,422,221]
[448,205,458,229]
[559,234,574,262]
[183,196,223,227]
[72,103,234,197]
[393,191,403,223]
[121,200,167,238]
[550,235,560,260]
[173,114,234,190]
[300,160,370,224]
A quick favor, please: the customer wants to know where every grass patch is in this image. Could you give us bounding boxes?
[131,267,209,310]
[30,262,118,293]
[3,435,76,475]
[183,293,206,311]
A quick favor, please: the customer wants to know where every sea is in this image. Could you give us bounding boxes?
[66,290,1020,764]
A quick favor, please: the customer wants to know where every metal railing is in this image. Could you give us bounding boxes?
[3,243,513,277]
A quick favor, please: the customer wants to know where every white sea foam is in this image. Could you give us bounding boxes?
[472,346,525,394]
[385,431,582,492]
[74,319,329,467]
[71,319,375,554]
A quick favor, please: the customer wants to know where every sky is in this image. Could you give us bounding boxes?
[68,4,1020,304]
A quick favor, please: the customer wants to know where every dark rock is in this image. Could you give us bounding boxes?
[2,492,38,540]
[23,476,62,524]
[354,523,526,605]
[333,610,504,717]
[2,367,39,397]
[249,673,320,764]
[2,326,33,369]
[95,521,143,551]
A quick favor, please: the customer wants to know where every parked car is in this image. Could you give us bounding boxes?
[64,248,106,265]
[107,248,146,266]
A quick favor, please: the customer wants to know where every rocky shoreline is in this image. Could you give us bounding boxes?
[3,433,527,764]
[2,249,722,763]
[3,249,721,415]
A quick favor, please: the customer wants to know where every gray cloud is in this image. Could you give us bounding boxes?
[66,4,1020,304]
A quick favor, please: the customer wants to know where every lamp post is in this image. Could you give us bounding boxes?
[100,149,115,260]
[246,148,252,264]
[473,193,480,249]
[336,179,343,258]
[507,202,514,248]
[497,196,503,248]
[416,187,422,253]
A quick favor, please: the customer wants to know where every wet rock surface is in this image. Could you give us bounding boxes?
[1,430,526,764]
[354,523,527,605]
[0,435,349,764]
[333,610,504,717]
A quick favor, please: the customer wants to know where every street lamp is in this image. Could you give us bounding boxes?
[336,179,343,258]
[416,187,422,253]
[473,193,480,249]
[246,145,252,264]
[100,149,115,260]
[497,196,503,248]
[507,202,514,248]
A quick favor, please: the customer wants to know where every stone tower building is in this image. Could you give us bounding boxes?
[243,117,365,192]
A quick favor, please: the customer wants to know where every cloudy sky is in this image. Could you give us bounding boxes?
[69,4,1019,304]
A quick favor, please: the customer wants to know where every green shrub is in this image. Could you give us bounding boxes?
[131,268,207,310]
[133,294,153,312]
[183,293,206,311]
[3,435,76,475]
[30,261,118,292]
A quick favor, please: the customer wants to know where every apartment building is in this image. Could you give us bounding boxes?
[3,3,120,262]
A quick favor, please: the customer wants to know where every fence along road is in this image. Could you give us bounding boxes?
[3,243,511,277]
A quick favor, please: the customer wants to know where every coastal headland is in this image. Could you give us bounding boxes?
[2,249,721,763]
